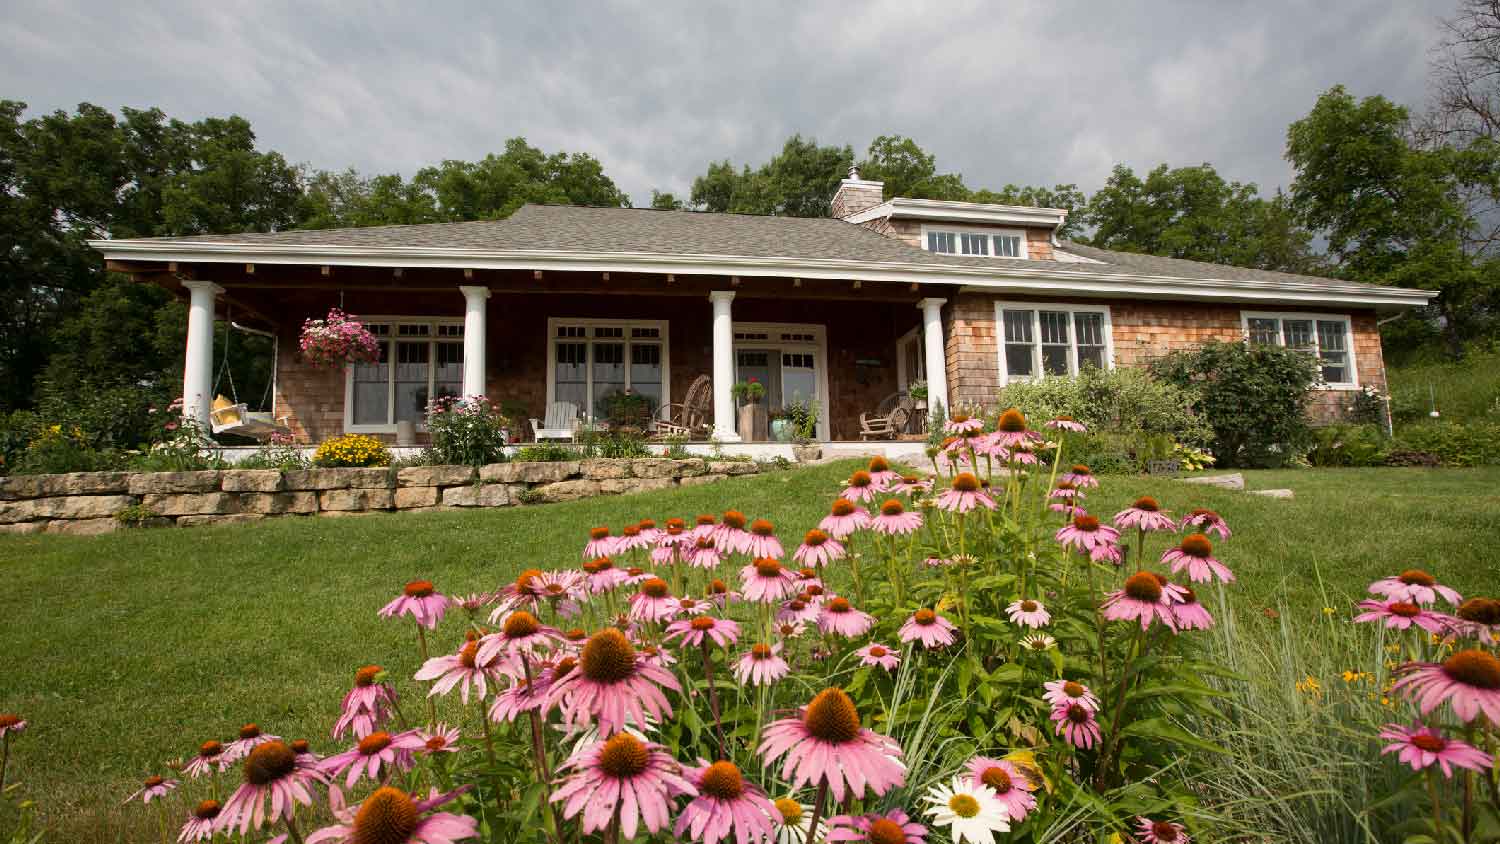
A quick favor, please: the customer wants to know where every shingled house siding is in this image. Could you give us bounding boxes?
[941,293,1386,423]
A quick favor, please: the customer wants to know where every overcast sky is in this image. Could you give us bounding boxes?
[0,1,1456,206]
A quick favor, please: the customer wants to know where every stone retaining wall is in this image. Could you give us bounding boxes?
[0,458,761,537]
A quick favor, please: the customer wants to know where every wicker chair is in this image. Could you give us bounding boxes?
[859,392,914,440]
[653,375,713,438]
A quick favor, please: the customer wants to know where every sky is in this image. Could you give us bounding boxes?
[0,1,1456,206]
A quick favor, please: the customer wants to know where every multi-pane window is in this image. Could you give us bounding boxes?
[923,228,1028,259]
[995,234,1022,257]
[1243,312,1357,386]
[996,304,1111,383]
[960,233,989,256]
[348,320,464,429]
[926,231,957,253]
[550,321,667,418]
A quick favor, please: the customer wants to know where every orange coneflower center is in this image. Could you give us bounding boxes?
[774,798,803,824]
[505,610,543,639]
[827,597,852,613]
[1151,822,1181,842]
[622,526,641,538]
[723,511,747,530]
[755,559,783,578]
[867,818,908,844]
[639,578,671,599]
[779,623,799,636]
[238,724,261,740]
[695,536,717,551]
[515,569,544,592]
[803,529,829,547]
[639,519,656,531]
[1443,650,1500,689]
[1020,600,1039,613]
[1063,681,1085,698]
[458,640,480,669]
[1124,572,1164,603]
[711,579,728,594]
[198,740,223,758]
[880,499,905,517]
[598,733,650,778]
[868,645,888,658]
[627,567,646,578]
[849,471,873,489]
[787,599,808,613]
[1399,569,1437,587]
[1458,598,1500,625]
[564,627,587,641]
[193,799,221,820]
[1179,534,1213,558]
[1056,481,1077,492]
[914,609,937,626]
[952,473,980,492]
[358,732,392,756]
[696,514,717,526]
[1071,464,1091,475]
[869,455,891,473]
[425,735,448,752]
[1066,704,1090,724]
[0,714,19,730]
[552,656,578,680]
[979,766,1013,793]
[998,408,1027,432]
[666,517,686,530]
[798,567,818,579]
[590,527,610,540]
[1132,496,1160,512]
[751,519,775,537]
[1389,601,1422,618]
[806,584,826,597]
[804,688,861,743]
[580,629,637,684]
[1073,515,1100,532]
[403,580,435,598]
[831,498,857,517]
[679,598,699,611]
[690,616,716,632]
[1178,587,1200,605]
[290,740,310,754]
[355,665,383,687]
[143,775,164,788]
[1411,733,1447,752]
[699,760,745,799]
[243,741,296,786]
[948,793,982,817]
[752,643,774,660]
[352,786,420,844]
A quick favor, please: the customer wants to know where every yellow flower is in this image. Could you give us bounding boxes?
[1295,675,1323,698]
[1342,670,1373,684]
[1322,607,1336,616]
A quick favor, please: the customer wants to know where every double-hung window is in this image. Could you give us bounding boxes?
[548,319,669,419]
[923,226,1029,259]
[995,303,1112,383]
[1241,312,1358,387]
[347,319,464,431]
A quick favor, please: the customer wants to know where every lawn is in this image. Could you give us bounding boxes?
[3,462,1498,840]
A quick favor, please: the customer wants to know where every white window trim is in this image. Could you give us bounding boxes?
[1239,310,1360,390]
[993,302,1115,386]
[731,321,831,441]
[919,223,1030,260]
[343,316,466,434]
[545,317,672,421]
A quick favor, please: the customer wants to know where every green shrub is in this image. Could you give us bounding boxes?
[129,417,224,473]
[996,366,1211,445]
[596,390,656,428]
[514,443,578,462]
[235,433,311,471]
[114,503,161,528]
[10,423,123,475]
[427,396,509,467]
[1151,340,1320,467]
[1305,423,1388,467]
[1388,349,1500,424]
[1390,420,1500,466]
[578,425,650,459]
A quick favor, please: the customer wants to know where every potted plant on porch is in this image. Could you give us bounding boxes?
[907,378,929,409]
[785,399,822,462]
[731,378,768,442]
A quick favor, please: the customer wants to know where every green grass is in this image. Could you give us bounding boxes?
[1389,350,1500,424]
[3,462,1498,840]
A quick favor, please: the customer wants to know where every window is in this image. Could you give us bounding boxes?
[994,303,1112,384]
[732,322,828,439]
[1241,312,1358,387]
[922,225,1029,259]
[546,319,669,419]
[346,319,464,431]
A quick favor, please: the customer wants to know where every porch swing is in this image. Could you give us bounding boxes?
[208,307,290,440]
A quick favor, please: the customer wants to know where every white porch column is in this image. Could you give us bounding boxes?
[459,285,490,399]
[709,290,740,441]
[180,281,223,430]
[917,297,950,415]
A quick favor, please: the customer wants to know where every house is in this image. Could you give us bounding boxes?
[89,168,1435,446]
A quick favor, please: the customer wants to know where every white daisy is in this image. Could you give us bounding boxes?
[1019,633,1057,652]
[924,775,1010,843]
[771,797,822,844]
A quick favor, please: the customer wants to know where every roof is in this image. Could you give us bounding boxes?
[843,197,1069,228]
[90,203,1436,310]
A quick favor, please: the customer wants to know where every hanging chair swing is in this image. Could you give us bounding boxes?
[208,306,291,440]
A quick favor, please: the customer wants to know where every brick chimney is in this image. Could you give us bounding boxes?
[831,164,886,219]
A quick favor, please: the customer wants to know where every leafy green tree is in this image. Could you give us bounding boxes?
[858,135,967,201]
[690,135,853,217]
[969,183,1089,239]
[649,190,685,210]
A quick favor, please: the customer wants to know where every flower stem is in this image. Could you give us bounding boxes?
[0,734,9,794]
[282,813,305,844]
[415,624,436,728]
[806,781,829,844]
[701,640,728,758]
[1428,767,1444,836]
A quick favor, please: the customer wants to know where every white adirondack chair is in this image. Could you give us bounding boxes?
[530,401,581,441]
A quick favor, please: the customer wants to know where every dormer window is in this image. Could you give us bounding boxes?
[921,225,1029,259]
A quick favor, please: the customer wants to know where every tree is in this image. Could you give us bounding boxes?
[689,135,853,217]
[969,183,1089,239]
[649,190,685,210]
[858,135,967,201]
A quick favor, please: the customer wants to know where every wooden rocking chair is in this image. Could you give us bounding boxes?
[859,392,913,440]
[653,375,713,439]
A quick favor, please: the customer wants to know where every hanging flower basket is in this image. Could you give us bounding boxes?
[299,308,380,368]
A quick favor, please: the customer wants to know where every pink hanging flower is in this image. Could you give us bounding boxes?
[899,608,958,649]
[332,665,399,740]
[1379,722,1495,777]
[306,785,479,844]
[552,733,697,839]
[1055,514,1121,560]
[857,642,901,672]
[842,470,880,503]
[1102,572,1183,631]
[1050,702,1102,749]
[819,597,875,638]
[872,499,924,535]
[826,809,928,843]
[733,642,790,686]
[125,774,178,804]
[215,741,325,836]
[1161,534,1234,584]
[1391,649,1500,723]
[546,628,681,736]
[820,498,873,539]
[378,580,448,630]
[1178,508,1230,539]
[1113,496,1177,532]
[1005,599,1051,628]
[759,688,906,802]
[665,615,742,649]
[740,558,799,604]
[936,472,996,513]
[1135,816,1190,844]
[793,529,846,567]
[966,757,1038,822]
[673,760,779,844]
[1369,569,1463,606]
[1354,599,1447,634]
[299,309,380,368]
[319,730,416,790]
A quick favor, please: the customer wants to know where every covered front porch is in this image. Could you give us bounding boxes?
[151,265,956,445]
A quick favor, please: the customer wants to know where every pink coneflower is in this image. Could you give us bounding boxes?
[820,498,872,539]
[857,642,901,671]
[1102,572,1180,631]
[1050,703,1102,749]
[552,732,696,839]
[778,596,822,625]
[1113,496,1177,532]
[489,661,560,724]
[826,809,928,843]
[179,799,222,842]
[1170,586,1215,631]
[0,714,25,740]
[320,730,415,789]
[332,665,398,740]
[628,577,679,622]
[306,785,479,844]
[734,643,791,686]
[1005,442,1040,466]
[1049,481,1086,501]
[1045,416,1087,433]
[759,688,905,801]
[690,513,719,539]
[1447,597,1500,644]
[865,455,901,488]
[1379,722,1495,777]
[1179,508,1230,539]
[945,412,985,435]
[741,558,799,603]
[1059,464,1098,488]
[842,470,880,503]
[582,557,631,593]
[416,640,510,704]
[967,757,1038,822]
[636,518,663,544]
[450,591,499,615]
[666,615,743,649]
[1391,649,1500,723]
[379,580,448,629]
[937,472,997,513]
[183,740,230,778]
[872,499,924,535]
[495,567,547,612]
[707,578,737,607]
[715,510,753,554]
[819,597,875,638]
[674,760,778,844]
[1161,534,1234,584]
[1042,679,1100,712]
[476,610,565,664]
[899,608,958,649]
[1135,816,1190,843]
[672,596,710,618]
[793,529,846,567]
[615,524,651,554]
[686,534,724,570]
[402,724,462,758]
[125,774,178,804]
[1369,569,1463,606]
[742,519,784,559]
[990,408,1040,449]
[892,474,933,495]
[1354,599,1446,634]
[1005,599,1051,628]
[1055,514,1121,560]
[583,526,616,559]
[290,739,321,767]
[216,740,324,835]
[777,621,807,641]
[223,723,280,763]
[547,628,680,735]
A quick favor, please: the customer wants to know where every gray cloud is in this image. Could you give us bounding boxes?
[0,0,1451,206]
